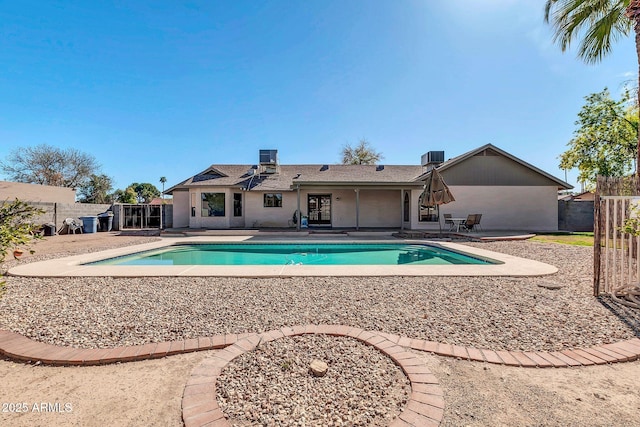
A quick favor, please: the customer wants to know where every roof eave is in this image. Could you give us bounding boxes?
[290,181,424,188]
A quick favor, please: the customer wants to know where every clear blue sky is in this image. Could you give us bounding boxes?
[0,0,636,193]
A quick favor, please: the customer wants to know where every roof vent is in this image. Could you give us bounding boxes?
[320,165,329,171]
[376,165,384,171]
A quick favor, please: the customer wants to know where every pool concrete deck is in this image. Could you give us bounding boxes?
[8,235,557,277]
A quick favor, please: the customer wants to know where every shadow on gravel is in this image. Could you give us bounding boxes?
[599,296,640,337]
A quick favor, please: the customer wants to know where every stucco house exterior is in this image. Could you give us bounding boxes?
[166,144,572,232]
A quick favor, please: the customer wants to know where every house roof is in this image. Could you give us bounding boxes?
[149,197,173,205]
[166,164,425,193]
[558,191,593,201]
[416,144,573,190]
[166,144,573,193]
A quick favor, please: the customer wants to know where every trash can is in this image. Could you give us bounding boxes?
[98,212,114,232]
[42,223,56,236]
[80,216,98,233]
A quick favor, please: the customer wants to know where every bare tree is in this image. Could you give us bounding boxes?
[341,139,383,165]
[77,174,114,204]
[1,144,100,189]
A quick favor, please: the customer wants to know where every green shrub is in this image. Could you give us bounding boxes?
[0,199,44,296]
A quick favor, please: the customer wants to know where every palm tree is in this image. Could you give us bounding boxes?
[544,0,640,175]
[159,176,167,201]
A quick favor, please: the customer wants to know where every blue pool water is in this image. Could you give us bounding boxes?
[87,243,498,266]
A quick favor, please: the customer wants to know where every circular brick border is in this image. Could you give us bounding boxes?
[181,325,445,427]
[1,327,639,368]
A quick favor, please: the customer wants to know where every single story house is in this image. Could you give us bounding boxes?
[166,144,572,231]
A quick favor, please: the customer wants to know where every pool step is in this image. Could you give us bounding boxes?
[308,230,348,237]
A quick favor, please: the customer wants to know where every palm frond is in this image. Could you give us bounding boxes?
[580,7,631,62]
[545,0,632,62]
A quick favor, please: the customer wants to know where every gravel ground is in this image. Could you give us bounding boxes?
[1,236,639,352]
[216,335,409,427]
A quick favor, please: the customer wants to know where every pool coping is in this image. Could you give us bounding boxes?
[7,236,558,277]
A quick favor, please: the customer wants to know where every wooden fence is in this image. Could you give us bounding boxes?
[594,176,640,308]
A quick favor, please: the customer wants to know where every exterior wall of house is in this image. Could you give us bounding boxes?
[180,187,402,228]
[356,189,402,228]
[178,185,559,231]
[294,188,347,227]
[172,190,190,228]
[244,191,297,227]
[430,186,559,231]
[0,181,76,203]
[292,188,403,228]
[188,188,231,229]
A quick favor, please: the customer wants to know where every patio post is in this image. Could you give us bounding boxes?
[400,189,404,231]
[355,188,360,231]
[296,184,301,232]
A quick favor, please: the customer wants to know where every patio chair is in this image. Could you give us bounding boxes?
[461,214,478,232]
[443,213,455,231]
[63,217,83,234]
[473,214,483,232]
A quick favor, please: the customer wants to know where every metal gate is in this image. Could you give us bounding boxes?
[121,204,161,229]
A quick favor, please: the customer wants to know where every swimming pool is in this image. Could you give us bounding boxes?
[8,237,557,277]
[87,243,498,266]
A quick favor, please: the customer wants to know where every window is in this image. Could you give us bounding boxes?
[419,205,439,222]
[233,193,242,216]
[263,193,283,207]
[201,193,225,217]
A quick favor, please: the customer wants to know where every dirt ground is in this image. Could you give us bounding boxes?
[1,233,640,426]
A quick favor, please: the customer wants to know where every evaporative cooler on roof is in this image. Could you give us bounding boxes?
[259,149,278,174]
[259,149,278,165]
[421,151,445,166]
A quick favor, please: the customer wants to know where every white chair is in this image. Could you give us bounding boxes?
[63,218,83,234]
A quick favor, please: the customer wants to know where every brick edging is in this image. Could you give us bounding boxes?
[1,327,639,368]
[181,326,445,427]
[2,327,640,427]
[403,335,640,367]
